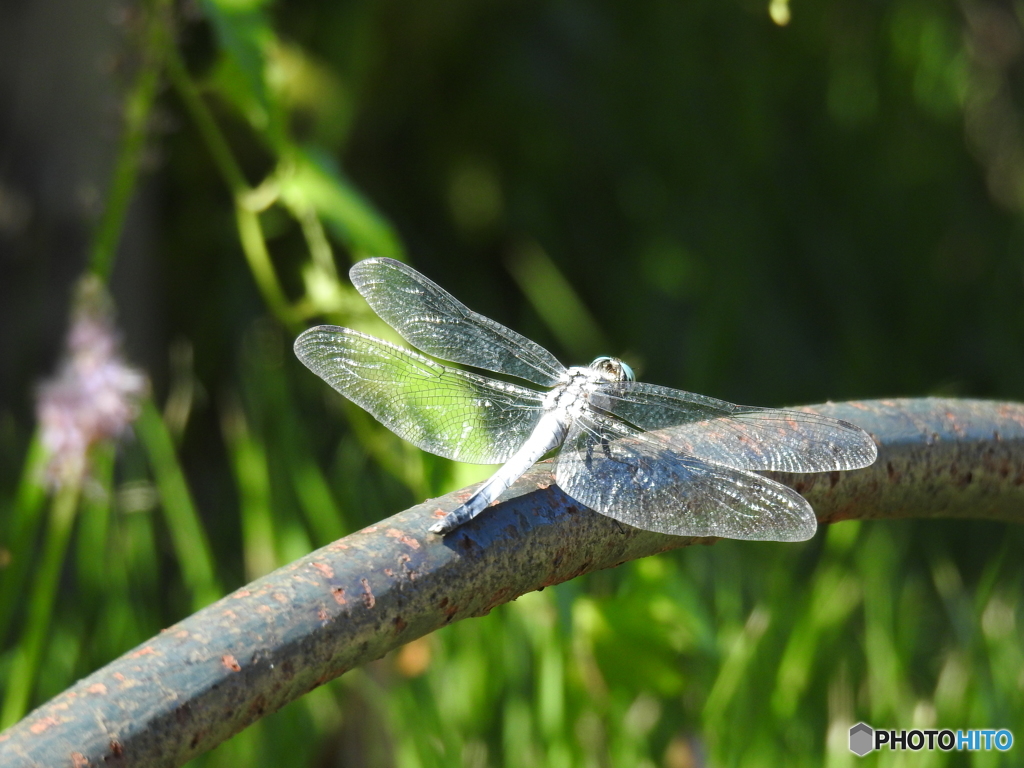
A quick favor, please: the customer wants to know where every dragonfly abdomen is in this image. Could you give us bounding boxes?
[428,411,570,534]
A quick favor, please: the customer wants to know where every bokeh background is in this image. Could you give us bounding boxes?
[1,0,1023,765]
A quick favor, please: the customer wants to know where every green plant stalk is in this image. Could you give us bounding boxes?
[137,399,221,609]
[75,443,115,600]
[702,606,771,736]
[275,373,346,542]
[235,205,298,327]
[0,481,81,728]
[222,402,278,580]
[164,49,248,195]
[295,201,338,280]
[88,0,172,280]
[507,243,610,361]
[165,48,297,328]
[0,434,47,648]
[288,451,346,544]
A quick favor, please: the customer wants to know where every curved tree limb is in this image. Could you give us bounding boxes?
[3,398,1024,767]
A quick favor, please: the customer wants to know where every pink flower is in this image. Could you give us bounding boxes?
[36,278,148,488]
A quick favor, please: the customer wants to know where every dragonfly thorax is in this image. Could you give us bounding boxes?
[544,364,623,420]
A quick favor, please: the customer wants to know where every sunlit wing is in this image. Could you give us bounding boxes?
[555,414,817,541]
[294,326,546,464]
[350,257,566,387]
[592,381,877,473]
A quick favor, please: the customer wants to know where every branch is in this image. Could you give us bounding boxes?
[3,398,1023,766]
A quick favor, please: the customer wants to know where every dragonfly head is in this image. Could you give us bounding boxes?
[588,356,635,383]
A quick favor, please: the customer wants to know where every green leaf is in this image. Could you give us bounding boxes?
[278,148,404,260]
[200,0,286,147]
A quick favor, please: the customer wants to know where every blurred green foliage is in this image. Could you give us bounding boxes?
[1,0,1024,765]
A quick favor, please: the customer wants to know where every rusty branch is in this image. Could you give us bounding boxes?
[3,398,1024,767]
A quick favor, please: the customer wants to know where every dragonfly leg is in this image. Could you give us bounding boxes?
[583,436,613,469]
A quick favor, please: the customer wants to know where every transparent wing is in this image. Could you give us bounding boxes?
[592,381,877,473]
[555,414,817,541]
[294,326,546,464]
[350,257,566,387]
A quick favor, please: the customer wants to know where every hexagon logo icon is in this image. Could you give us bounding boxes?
[849,722,874,756]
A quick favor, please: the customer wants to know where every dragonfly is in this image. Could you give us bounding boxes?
[294,257,877,540]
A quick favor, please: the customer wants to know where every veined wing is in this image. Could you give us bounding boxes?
[555,414,817,541]
[592,381,877,473]
[294,326,546,464]
[350,257,566,387]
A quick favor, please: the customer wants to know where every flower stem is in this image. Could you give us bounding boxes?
[136,398,221,608]
[0,434,47,648]
[0,481,81,728]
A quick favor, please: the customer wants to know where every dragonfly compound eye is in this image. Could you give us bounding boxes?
[589,356,635,382]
